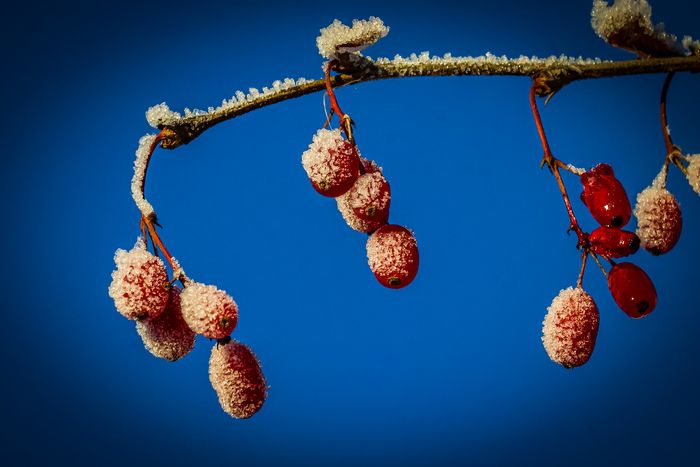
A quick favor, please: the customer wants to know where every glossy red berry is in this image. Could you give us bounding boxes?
[588,226,640,259]
[136,285,196,362]
[301,128,360,197]
[542,287,599,369]
[580,163,632,228]
[366,224,419,289]
[108,238,170,321]
[180,282,238,339]
[209,338,268,419]
[607,262,657,318]
[633,185,682,255]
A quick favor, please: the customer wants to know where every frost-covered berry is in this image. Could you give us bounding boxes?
[580,163,632,228]
[589,225,640,259]
[301,128,360,198]
[209,338,268,419]
[366,224,419,289]
[108,238,170,321]
[633,185,682,255]
[337,172,391,221]
[687,154,700,196]
[135,285,196,362]
[608,262,657,319]
[180,282,238,339]
[541,287,599,369]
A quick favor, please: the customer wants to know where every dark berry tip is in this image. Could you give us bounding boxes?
[611,216,623,228]
[637,301,650,315]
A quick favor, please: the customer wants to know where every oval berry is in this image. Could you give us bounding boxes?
[108,238,170,321]
[209,338,268,419]
[633,185,682,255]
[180,282,238,339]
[607,262,657,318]
[301,128,360,197]
[589,225,640,259]
[366,224,419,289]
[338,172,391,221]
[136,285,196,362]
[580,163,632,228]
[541,287,599,369]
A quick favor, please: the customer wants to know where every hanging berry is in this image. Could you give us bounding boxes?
[589,225,640,259]
[541,286,599,369]
[580,163,632,228]
[366,224,419,289]
[108,238,170,321]
[634,184,682,255]
[180,282,239,339]
[301,128,361,198]
[607,262,657,318]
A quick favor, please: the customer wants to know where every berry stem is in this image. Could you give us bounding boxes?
[660,71,675,156]
[529,80,586,245]
[577,251,589,289]
[325,60,355,145]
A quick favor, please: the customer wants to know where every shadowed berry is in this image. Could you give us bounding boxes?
[589,225,640,259]
[580,163,632,228]
[366,224,419,289]
[542,287,599,369]
[607,262,657,318]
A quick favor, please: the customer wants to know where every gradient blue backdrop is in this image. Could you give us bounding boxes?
[2,1,699,465]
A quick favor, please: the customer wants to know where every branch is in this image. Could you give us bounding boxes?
[158,53,700,150]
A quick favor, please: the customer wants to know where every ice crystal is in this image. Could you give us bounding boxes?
[317,17,389,59]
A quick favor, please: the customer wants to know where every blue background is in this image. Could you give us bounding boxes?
[2,0,699,465]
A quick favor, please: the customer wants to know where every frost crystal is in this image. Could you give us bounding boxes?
[542,287,599,369]
[591,0,685,57]
[146,103,182,129]
[131,134,157,216]
[687,154,700,196]
[317,17,389,59]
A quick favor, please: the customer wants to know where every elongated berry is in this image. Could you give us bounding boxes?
[607,262,657,318]
[366,224,419,289]
[136,285,196,362]
[180,282,238,339]
[209,338,268,419]
[687,153,700,196]
[301,128,360,197]
[634,185,682,255]
[541,287,599,369]
[108,238,169,321]
[580,163,632,228]
[589,225,640,259]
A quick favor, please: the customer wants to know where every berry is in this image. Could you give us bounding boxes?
[607,262,657,318]
[337,172,391,221]
[687,153,700,196]
[541,287,599,369]
[580,163,632,228]
[108,238,170,321]
[588,226,640,259]
[180,282,238,339]
[209,338,268,419]
[366,224,419,289]
[301,128,360,197]
[633,185,682,255]
[336,196,389,233]
[136,285,196,362]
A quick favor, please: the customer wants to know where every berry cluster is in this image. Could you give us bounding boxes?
[109,131,269,419]
[300,62,419,289]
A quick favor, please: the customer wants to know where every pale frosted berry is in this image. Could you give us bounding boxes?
[366,224,419,289]
[686,154,700,196]
[209,338,268,419]
[541,287,599,369]
[136,285,196,362]
[336,195,389,233]
[180,282,238,339]
[108,238,169,321]
[580,163,632,228]
[608,262,657,318]
[337,172,391,221]
[301,128,360,197]
[633,185,682,255]
[589,225,640,259]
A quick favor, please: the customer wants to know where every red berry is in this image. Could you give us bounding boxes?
[108,238,170,321]
[136,285,196,362]
[588,226,640,259]
[180,282,238,339]
[633,185,682,255]
[541,287,599,369]
[366,224,419,289]
[607,262,657,318]
[580,163,632,228]
[336,196,389,233]
[337,172,391,221]
[209,338,268,419]
[301,128,360,197]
